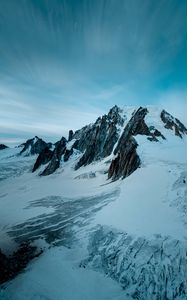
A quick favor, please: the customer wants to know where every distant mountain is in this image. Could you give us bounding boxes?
[0,144,8,150]
[19,136,52,156]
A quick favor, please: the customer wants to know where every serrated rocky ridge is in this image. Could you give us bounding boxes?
[30,106,187,181]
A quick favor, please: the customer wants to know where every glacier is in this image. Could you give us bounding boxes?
[0,106,187,300]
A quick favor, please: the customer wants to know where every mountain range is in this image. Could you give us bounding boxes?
[0,105,187,300]
[14,105,187,179]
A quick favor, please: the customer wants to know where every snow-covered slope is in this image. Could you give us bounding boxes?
[0,106,187,300]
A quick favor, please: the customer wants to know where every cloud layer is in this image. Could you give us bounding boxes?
[0,0,187,145]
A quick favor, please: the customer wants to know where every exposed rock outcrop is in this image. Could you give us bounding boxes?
[40,137,67,176]
[160,109,187,138]
[71,124,92,152]
[20,136,50,156]
[75,105,125,170]
[108,107,163,180]
[0,144,8,150]
[64,148,73,162]
[147,126,166,141]
[0,243,42,284]
[108,136,140,180]
[32,136,79,175]
[32,147,53,172]
[68,130,74,142]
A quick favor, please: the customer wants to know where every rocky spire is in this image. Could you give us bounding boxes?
[75,105,125,170]
[68,130,74,142]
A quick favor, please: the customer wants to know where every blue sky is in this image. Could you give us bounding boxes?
[1,0,187,145]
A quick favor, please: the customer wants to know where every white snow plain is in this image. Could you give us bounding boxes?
[0,106,187,299]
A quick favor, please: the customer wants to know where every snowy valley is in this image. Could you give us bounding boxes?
[0,105,187,300]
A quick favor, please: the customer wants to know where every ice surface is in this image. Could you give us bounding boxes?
[0,107,187,299]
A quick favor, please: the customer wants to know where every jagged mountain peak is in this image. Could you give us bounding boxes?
[74,106,126,170]
[20,136,51,156]
[95,105,124,127]
[30,105,187,181]
[107,105,124,126]
[36,135,68,175]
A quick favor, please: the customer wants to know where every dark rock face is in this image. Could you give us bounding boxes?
[75,105,125,170]
[108,107,161,180]
[20,136,49,156]
[32,147,53,172]
[68,130,74,142]
[0,243,42,284]
[160,110,187,138]
[0,144,8,150]
[72,124,94,152]
[113,107,148,158]
[64,148,73,162]
[41,137,67,176]
[147,127,166,141]
[47,142,53,149]
[115,107,165,148]
[108,136,140,180]
[32,135,78,175]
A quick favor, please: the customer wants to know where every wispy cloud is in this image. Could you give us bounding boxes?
[0,0,187,145]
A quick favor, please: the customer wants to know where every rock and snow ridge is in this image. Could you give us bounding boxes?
[30,105,187,180]
[17,105,187,181]
[0,105,187,300]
